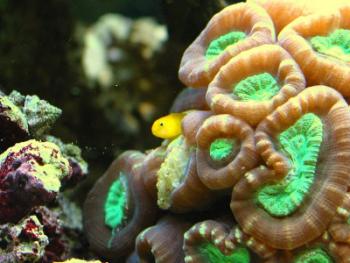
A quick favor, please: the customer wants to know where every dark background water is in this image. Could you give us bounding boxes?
[0,0,241,201]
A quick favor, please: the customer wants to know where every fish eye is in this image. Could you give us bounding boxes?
[160,122,164,126]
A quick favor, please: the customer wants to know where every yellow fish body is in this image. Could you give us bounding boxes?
[151,112,186,140]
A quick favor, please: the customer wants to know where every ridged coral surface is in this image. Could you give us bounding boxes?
[83,0,350,262]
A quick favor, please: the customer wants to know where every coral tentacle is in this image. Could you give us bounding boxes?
[207,44,305,126]
[196,114,259,190]
[135,216,190,263]
[279,9,350,96]
[232,86,350,250]
[179,2,275,87]
[83,151,157,261]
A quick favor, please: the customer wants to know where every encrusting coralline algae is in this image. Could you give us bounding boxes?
[0,90,88,262]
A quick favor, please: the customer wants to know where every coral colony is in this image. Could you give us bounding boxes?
[83,0,350,262]
[0,90,88,262]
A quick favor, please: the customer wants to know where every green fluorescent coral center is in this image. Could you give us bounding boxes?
[257,113,323,217]
[199,244,250,263]
[104,173,128,229]
[310,29,350,62]
[209,138,236,161]
[294,248,334,263]
[205,31,246,61]
[233,72,280,101]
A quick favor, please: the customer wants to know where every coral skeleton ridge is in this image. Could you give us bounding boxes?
[83,0,350,262]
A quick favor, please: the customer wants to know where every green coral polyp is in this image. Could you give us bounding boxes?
[294,248,334,263]
[104,173,128,229]
[310,29,350,62]
[209,138,236,161]
[198,244,250,263]
[233,72,280,101]
[205,31,246,61]
[257,113,323,217]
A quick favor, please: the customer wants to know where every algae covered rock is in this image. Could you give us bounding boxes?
[0,139,71,223]
[0,95,29,150]
[8,90,62,138]
[44,136,88,189]
[0,90,62,152]
[0,215,49,262]
[54,258,104,263]
[0,88,89,261]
